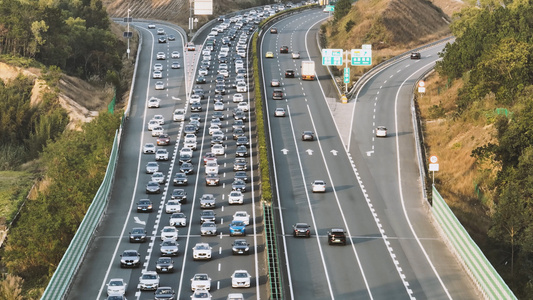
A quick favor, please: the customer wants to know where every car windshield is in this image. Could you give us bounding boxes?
[124,251,137,256]
[162,240,175,246]
[235,272,248,278]
[196,244,208,250]
[110,280,122,286]
[163,228,174,232]
[235,240,246,246]
[142,274,157,279]
[157,289,173,294]
[132,228,144,234]
[158,258,171,263]
[172,213,185,218]
[194,274,208,280]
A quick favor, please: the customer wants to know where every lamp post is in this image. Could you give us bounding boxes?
[127,9,131,59]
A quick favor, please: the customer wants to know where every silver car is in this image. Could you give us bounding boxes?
[139,271,160,291]
[200,221,217,236]
[200,194,216,208]
[169,212,187,227]
[160,239,179,256]
[146,161,159,174]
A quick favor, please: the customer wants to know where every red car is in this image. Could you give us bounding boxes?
[157,134,171,146]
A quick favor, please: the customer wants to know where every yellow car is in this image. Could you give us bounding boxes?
[265,51,274,58]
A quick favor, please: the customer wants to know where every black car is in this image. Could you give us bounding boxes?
[180,162,194,174]
[168,34,176,41]
[215,74,225,84]
[234,171,248,182]
[200,210,216,224]
[327,228,347,245]
[232,239,250,255]
[236,145,249,157]
[410,52,421,59]
[129,227,147,242]
[192,87,205,99]
[233,158,248,171]
[213,94,223,102]
[154,287,176,300]
[146,182,161,194]
[236,136,250,147]
[280,45,289,53]
[210,136,224,146]
[179,153,192,164]
[184,124,197,135]
[158,36,167,43]
[270,27,278,34]
[191,102,202,112]
[293,223,311,237]
[232,179,246,192]
[155,257,174,273]
[219,56,228,63]
[212,111,225,120]
[173,172,188,186]
[190,113,201,122]
[196,76,206,84]
[170,189,187,203]
[285,69,295,78]
[233,128,245,139]
[137,199,153,212]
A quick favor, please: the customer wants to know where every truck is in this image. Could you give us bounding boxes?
[301,61,315,80]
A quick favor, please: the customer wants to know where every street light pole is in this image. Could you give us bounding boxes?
[127,8,131,59]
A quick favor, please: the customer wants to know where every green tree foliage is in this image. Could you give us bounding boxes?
[0,0,124,80]
[0,75,68,169]
[334,0,352,22]
[2,112,121,291]
[437,4,533,109]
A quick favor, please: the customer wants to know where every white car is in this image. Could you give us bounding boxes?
[155,81,165,90]
[155,148,169,161]
[191,289,212,300]
[180,147,193,158]
[153,70,163,79]
[205,162,219,174]
[227,293,245,300]
[236,82,247,92]
[171,51,180,58]
[237,101,249,112]
[148,97,161,108]
[161,226,178,240]
[169,212,187,227]
[151,172,166,184]
[200,221,217,236]
[199,68,208,76]
[231,270,251,288]
[139,271,160,291]
[233,211,250,225]
[211,144,225,155]
[191,273,212,291]
[203,54,212,61]
[291,51,300,59]
[228,191,244,205]
[107,278,127,296]
[143,143,156,154]
[274,107,286,117]
[154,63,163,71]
[152,114,165,125]
[218,69,229,77]
[165,200,181,213]
[202,49,211,56]
[148,120,161,131]
[218,63,228,70]
[156,52,166,60]
[376,126,387,137]
[233,93,244,103]
[151,126,164,137]
[173,109,185,121]
[311,180,326,192]
[214,101,224,111]
[235,60,244,69]
[208,124,221,135]
[184,138,197,150]
[190,94,201,104]
[192,242,212,260]
[212,130,224,139]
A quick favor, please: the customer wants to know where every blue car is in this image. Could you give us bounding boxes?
[229,220,246,236]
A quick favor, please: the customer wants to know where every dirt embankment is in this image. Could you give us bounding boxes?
[0,62,111,130]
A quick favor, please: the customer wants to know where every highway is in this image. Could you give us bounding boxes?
[261,8,479,300]
[65,6,481,300]
[68,17,266,300]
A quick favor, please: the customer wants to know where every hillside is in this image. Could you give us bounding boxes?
[324,0,457,75]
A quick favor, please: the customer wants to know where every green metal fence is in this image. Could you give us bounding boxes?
[432,185,516,300]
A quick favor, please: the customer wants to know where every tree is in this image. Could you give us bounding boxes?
[334,0,351,22]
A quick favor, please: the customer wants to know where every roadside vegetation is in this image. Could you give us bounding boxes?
[0,0,126,297]
[420,2,533,297]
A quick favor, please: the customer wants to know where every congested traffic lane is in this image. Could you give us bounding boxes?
[69,12,268,300]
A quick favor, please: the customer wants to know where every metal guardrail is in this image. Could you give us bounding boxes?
[432,186,516,300]
[263,204,283,299]
[41,131,120,300]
